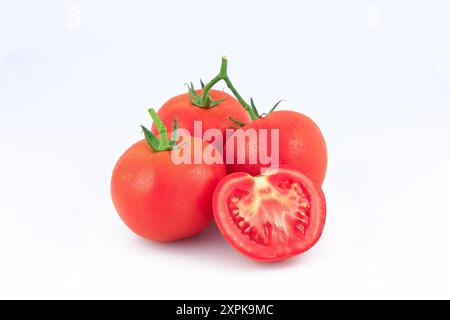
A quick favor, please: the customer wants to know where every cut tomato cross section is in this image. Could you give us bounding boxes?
[213,168,326,262]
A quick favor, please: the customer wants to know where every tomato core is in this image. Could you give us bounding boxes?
[226,176,311,247]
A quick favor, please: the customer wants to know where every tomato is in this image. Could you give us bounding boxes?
[212,168,326,261]
[111,138,226,241]
[112,108,227,241]
[152,89,249,142]
[225,110,328,185]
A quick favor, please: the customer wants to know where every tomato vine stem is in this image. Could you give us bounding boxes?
[199,56,228,105]
[199,55,259,120]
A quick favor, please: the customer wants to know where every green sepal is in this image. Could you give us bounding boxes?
[169,118,178,147]
[268,99,284,114]
[173,139,190,150]
[250,98,260,118]
[141,125,159,152]
[209,98,226,107]
[186,81,225,108]
[228,116,246,128]
[186,82,202,106]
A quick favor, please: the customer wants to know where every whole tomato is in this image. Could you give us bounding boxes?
[111,109,226,241]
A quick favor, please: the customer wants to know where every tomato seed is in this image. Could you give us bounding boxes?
[279,230,288,242]
[299,201,310,209]
[238,220,248,229]
[296,211,309,220]
[263,223,272,238]
[293,220,306,234]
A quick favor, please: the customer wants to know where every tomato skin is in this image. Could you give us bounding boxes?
[225,110,328,185]
[213,168,326,262]
[152,89,249,141]
[111,139,226,241]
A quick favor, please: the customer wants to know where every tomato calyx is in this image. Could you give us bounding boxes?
[140,108,179,152]
[186,81,225,109]
[186,55,230,109]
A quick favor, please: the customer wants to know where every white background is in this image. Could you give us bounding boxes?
[1,0,449,299]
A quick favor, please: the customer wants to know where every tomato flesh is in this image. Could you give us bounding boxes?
[213,168,326,261]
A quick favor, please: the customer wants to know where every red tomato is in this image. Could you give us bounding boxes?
[152,89,249,141]
[213,168,326,261]
[111,138,226,241]
[225,110,328,185]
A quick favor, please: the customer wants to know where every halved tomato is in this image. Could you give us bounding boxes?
[213,168,326,262]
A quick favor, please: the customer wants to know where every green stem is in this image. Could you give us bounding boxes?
[148,108,168,149]
[201,55,259,120]
[223,76,258,120]
[200,55,229,105]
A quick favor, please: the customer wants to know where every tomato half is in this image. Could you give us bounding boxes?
[213,168,326,261]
